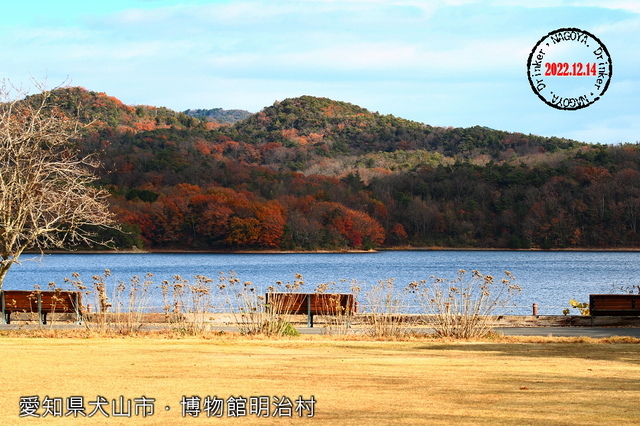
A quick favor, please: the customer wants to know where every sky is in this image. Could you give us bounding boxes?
[1,0,639,144]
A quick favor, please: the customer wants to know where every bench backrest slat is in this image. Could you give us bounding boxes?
[265,293,356,315]
[590,294,640,316]
[42,292,81,313]
[2,291,38,310]
[1,290,82,317]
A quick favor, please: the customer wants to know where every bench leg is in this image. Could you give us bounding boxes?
[307,295,313,327]
[74,294,83,325]
[5,312,10,325]
[40,312,47,325]
[308,313,314,328]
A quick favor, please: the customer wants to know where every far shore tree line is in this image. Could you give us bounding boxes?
[107,156,640,251]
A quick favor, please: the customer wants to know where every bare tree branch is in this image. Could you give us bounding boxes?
[0,81,116,289]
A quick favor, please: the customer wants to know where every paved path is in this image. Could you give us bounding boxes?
[496,327,640,338]
[283,326,640,338]
[2,324,640,338]
[290,326,640,338]
[207,325,640,337]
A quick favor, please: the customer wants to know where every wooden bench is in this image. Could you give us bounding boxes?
[264,293,356,327]
[589,294,640,325]
[1,290,83,325]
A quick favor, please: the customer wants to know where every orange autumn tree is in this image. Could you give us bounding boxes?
[225,200,286,248]
[254,201,286,247]
[225,217,262,247]
[331,207,385,249]
[190,193,234,243]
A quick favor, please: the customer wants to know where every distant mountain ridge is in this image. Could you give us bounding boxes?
[184,108,252,124]
[36,87,584,160]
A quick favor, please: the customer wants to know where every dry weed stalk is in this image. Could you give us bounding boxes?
[42,282,77,326]
[314,279,360,335]
[221,272,301,336]
[67,270,151,334]
[162,275,217,335]
[66,270,222,335]
[362,279,413,338]
[408,270,521,338]
[110,273,154,334]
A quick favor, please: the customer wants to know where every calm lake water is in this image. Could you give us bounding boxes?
[4,250,640,315]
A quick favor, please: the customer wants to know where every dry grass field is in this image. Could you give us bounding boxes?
[2,334,640,425]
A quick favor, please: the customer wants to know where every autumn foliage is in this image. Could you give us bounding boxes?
[34,87,640,251]
[111,184,384,250]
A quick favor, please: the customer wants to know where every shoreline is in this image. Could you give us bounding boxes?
[29,246,640,255]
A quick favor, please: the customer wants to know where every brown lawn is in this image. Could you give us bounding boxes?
[2,335,640,425]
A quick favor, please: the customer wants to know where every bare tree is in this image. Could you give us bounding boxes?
[0,82,115,290]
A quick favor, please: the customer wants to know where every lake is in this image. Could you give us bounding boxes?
[3,250,640,315]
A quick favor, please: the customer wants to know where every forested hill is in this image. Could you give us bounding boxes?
[230,95,582,158]
[26,87,640,250]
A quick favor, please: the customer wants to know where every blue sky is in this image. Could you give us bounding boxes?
[2,0,639,144]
